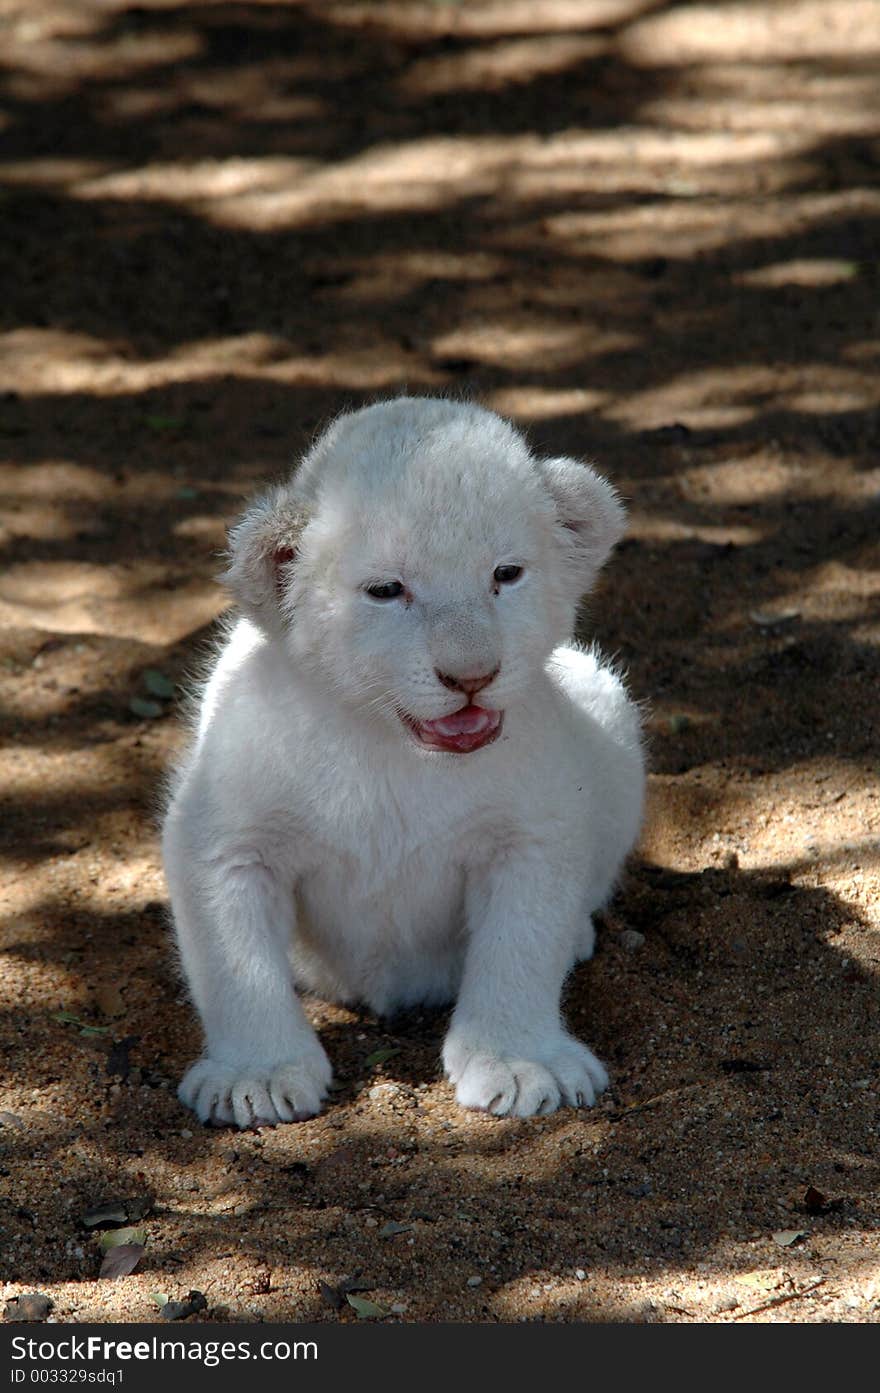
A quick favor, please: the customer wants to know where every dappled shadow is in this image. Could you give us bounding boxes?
[1,854,878,1319]
[1,0,879,1322]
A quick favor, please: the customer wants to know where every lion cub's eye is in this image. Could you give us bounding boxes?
[493,564,523,585]
[364,580,404,601]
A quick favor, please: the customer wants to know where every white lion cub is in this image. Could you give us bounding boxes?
[163,397,644,1128]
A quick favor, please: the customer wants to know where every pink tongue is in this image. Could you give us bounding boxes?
[424,705,498,737]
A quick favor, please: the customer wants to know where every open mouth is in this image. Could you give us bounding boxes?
[402,703,503,754]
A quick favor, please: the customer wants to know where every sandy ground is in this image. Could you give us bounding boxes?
[0,0,878,1324]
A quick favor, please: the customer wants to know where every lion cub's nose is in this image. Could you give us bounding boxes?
[435,666,500,697]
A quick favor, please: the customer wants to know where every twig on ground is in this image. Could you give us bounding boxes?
[732,1279,826,1321]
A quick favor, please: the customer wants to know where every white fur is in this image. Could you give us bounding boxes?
[163,397,644,1127]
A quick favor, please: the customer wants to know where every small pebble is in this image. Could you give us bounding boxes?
[467,1276,482,1288]
[619,929,645,952]
[180,1129,193,1139]
[716,1295,740,1312]
[575,1269,587,1281]
[368,1083,400,1102]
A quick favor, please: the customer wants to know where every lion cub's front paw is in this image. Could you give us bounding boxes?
[443,1032,608,1118]
[178,1048,332,1128]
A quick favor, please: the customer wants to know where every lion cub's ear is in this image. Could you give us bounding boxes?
[537,456,627,592]
[222,485,311,635]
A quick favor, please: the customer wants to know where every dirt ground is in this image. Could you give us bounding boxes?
[1,0,878,1326]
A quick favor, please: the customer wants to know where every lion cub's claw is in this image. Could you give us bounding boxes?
[446,1035,608,1118]
[179,1052,332,1129]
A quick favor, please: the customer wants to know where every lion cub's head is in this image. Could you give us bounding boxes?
[224,398,625,754]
